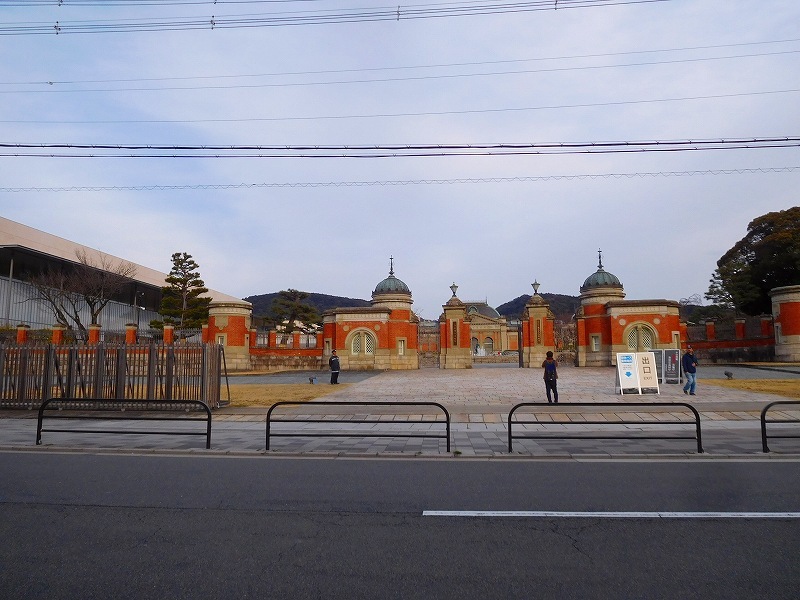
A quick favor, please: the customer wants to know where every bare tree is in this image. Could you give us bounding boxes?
[26,250,137,341]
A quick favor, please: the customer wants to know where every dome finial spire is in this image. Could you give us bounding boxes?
[597,248,604,270]
[389,255,394,276]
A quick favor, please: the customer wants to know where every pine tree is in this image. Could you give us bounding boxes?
[154,252,211,329]
[270,289,320,333]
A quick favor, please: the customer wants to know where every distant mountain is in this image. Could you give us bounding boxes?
[244,290,580,324]
[496,293,580,323]
[244,291,371,318]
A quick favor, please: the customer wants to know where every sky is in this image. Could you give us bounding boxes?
[1,0,798,320]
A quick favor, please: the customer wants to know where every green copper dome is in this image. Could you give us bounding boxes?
[374,273,411,295]
[373,257,411,295]
[581,250,623,291]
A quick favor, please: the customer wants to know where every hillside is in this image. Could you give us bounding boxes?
[245,290,580,323]
[496,293,581,323]
[244,292,371,318]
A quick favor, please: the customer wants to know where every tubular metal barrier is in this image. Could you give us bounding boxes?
[761,400,800,453]
[507,402,703,453]
[266,401,451,452]
[36,397,212,449]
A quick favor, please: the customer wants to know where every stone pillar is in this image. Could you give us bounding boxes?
[51,324,66,345]
[125,324,138,345]
[16,324,29,344]
[770,285,800,361]
[163,324,175,345]
[88,324,101,345]
[439,286,471,369]
[207,300,254,371]
[521,292,555,368]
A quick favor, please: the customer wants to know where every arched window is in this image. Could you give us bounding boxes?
[483,336,494,353]
[351,330,376,355]
[626,324,656,351]
[471,337,479,352]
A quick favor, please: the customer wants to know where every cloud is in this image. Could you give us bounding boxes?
[2,0,799,317]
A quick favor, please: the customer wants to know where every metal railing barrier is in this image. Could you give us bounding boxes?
[761,400,800,453]
[507,402,703,453]
[266,401,451,452]
[36,397,212,449]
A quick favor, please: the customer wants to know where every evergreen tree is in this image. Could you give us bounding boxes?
[706,207,800,315]
[154,252,211,329]
[270,289,320,333]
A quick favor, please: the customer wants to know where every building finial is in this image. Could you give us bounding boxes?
[389,255,394,276]
[597,248,604,270]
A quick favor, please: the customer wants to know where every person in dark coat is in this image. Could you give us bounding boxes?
[541,351,559,403]
[682,347,698,395]
[329,349,340,384]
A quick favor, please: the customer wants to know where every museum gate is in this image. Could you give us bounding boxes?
[418,321,440,368]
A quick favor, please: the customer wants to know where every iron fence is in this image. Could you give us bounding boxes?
[0,342,227,409]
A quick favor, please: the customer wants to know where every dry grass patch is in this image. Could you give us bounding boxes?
[703,379,800,399]
[226,384,348,407]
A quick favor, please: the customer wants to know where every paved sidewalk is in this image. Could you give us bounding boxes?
[2,364,799,458]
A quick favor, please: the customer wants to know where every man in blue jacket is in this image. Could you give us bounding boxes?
[682,347,698,395]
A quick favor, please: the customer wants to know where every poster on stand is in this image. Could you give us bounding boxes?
[663,349,680,384]
[637,351,660,394]
[615,353,641,394]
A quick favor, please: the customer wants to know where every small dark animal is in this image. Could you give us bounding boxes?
[724,371,734,380]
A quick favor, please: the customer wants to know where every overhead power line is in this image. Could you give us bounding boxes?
[0,0,672,35]
[2,166,798,193]
[3,89,798,125]
[1,137,798,158]
[3,36,797,87]
[3,50,797,94]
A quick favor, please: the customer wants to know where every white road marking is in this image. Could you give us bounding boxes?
[422,511,800,518]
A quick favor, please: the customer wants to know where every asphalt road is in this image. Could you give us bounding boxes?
[2,453,799,599]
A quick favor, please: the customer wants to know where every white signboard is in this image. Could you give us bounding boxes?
[615,353,640,394]
[615,352,661,395]
[637,352,660,394]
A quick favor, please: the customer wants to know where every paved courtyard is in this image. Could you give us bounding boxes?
[2,363,799,457]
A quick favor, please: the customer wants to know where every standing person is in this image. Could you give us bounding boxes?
[329,349,340,384]
[682,347,698,395]
[541,351,559,403]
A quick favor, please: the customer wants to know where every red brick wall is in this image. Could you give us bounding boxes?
[777,301,800,336]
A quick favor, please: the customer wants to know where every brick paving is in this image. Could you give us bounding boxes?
[2,364,799,457]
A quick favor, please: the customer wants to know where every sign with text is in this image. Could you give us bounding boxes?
[615,353,641,394]
[637,351,660,394]
[615,352,661,395]
[663,349,680,384]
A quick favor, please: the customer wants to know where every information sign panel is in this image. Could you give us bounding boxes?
[650,349,664,381]
[663,349,680,384]
[615,353,641,394]
[637,351,660,394]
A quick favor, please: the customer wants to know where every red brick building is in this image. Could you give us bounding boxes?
[321,263,419,370]
[576,253,682,367]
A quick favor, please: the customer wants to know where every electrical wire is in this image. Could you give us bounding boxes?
[2,166,797,193]
[4,50,796,94]
[1,137,798,158]
[3,36,797,87]
[2,89,797,125]
[0,0,672,35]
